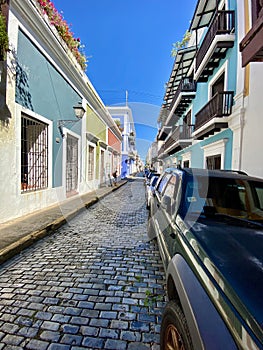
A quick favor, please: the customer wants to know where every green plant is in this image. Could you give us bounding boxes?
[143,289,163,307]
[0,12,8,60]
[171,30,191,58]
[36,0,87,70]
[114,120,124,132]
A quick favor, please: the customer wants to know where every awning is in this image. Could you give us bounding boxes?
[163,46,196,107]
[190,0,218,30]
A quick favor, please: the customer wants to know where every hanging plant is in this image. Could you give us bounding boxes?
[0,12,8,60]
[171,30,191,58]
[36,0,87,70]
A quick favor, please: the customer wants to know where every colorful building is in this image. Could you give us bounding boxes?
[107,106,137,178]
[155,0,263,179]
[0,0,121,224]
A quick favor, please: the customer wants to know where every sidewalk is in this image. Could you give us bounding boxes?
[0,180,127,265]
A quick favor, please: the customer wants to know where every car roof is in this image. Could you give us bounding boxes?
[164,167,263,182]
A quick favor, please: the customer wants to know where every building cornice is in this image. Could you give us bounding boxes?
[10,0,122,136]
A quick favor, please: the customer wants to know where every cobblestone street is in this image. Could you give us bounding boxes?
[0,178,166,350]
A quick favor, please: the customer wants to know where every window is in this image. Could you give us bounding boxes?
[250,181,263,211]
[183,160,190,168]
[21,114,48,192]
[182,111,192,139]
[252,0,263,24]
[206,155,221,169]
[156,173,171,195]
[212,73,225,97]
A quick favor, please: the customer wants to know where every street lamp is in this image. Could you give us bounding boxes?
[58,102,85,138]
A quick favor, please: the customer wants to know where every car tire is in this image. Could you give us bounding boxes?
[160,300,193,350]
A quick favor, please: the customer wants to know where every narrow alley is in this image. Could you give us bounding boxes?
[0,178,166,350]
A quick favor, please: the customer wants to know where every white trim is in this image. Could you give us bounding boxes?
[192,116,229,138]
[202,139,228,169]
[20,105,53,190]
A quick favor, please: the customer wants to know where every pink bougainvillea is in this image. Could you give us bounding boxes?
[36,0,86,70]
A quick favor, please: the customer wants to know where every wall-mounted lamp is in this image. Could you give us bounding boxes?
[58,102,85,138]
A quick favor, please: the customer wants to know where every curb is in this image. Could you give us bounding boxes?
[0,181,127,265]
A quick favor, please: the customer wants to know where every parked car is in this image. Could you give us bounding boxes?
[145,171,159,186]
[145,173,160,209]
[148,167,263,350]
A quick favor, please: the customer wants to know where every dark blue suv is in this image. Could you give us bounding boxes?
[148,167,263,350]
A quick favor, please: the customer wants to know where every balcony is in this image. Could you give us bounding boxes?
[195,11,235,82]
[162,125,193,156]
[157,125,172,141]
[158,143,166,159]
[240,9,263,66]
[167,78,196,125]
[193,91,234,140]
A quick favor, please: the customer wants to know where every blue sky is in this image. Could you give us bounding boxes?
[52,0,197,161]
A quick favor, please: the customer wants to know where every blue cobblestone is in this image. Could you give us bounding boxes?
[82,336,104,348]
[0,181,165,349]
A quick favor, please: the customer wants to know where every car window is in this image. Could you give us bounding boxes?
[250,181,263,210]
[150,176,159,187]
[162,175,180,217]
[179,176,263,220]
[164,175,176,198]
[156,173,171,195]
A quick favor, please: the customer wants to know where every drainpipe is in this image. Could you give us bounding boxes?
[0,0,11,124]
[238,102,245,172]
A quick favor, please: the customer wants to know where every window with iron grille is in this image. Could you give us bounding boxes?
[21,114,48,192]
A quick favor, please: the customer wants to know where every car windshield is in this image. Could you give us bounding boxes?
[179,175,263,222]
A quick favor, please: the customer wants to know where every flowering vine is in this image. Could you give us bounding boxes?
[36,0,87,70]
[0,12,8,60]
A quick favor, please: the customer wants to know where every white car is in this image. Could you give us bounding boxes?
[145,174,160,209]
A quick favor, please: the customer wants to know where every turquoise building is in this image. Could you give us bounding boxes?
[157,0,239,172]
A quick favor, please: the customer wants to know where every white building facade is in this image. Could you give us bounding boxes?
[107,106,138,178]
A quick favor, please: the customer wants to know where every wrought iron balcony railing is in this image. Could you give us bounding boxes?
[169,78,196,116]
[165,125,193,149]
[194,91,234,131]
[196,10,235,73]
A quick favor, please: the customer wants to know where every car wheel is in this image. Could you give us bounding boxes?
[160,300,193,350]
